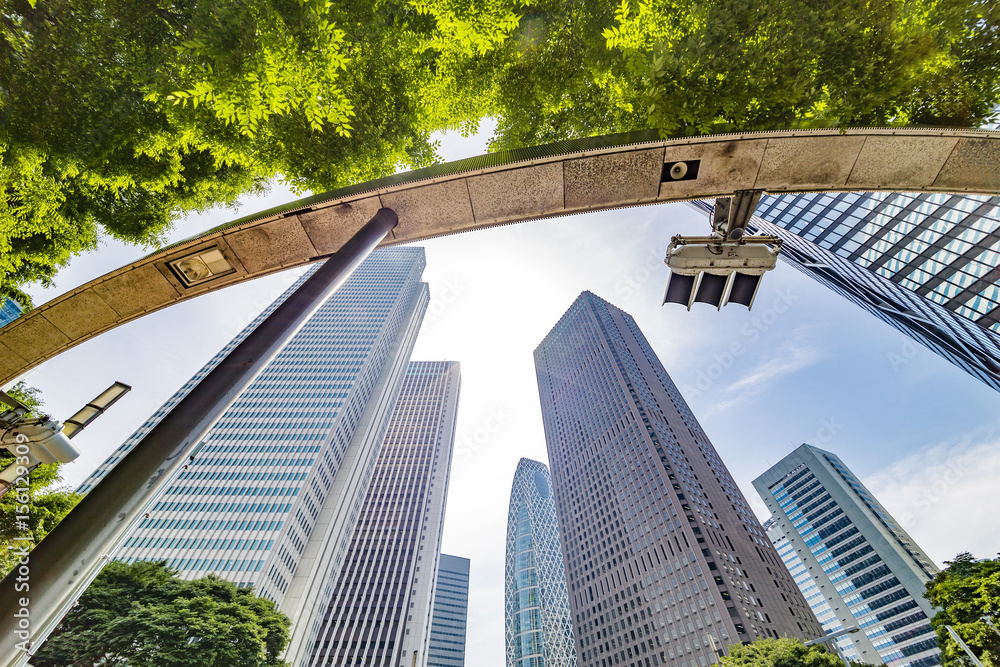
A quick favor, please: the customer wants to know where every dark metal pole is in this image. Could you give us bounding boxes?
[0,208,398,666]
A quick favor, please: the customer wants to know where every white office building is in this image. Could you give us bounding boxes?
[307,361,461,667]
[754,445,941,667]
[84,248,430,666]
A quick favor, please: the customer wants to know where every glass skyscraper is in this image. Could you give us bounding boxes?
[534,292,822,667]
[753,445,941,667]
[687,192,1000,391]
[88,248,430,666]
[762,518,861,662]
[0,297,21,328]
[505,458,578,667]
[308,361,460,667]
[429,554,471,667]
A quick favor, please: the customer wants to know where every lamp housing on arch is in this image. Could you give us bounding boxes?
[663,235,782,311]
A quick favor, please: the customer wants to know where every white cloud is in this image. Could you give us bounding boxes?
[724,342,823,395]
[863,433,1000,567]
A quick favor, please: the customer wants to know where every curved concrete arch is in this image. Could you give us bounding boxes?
[2,126,998,385]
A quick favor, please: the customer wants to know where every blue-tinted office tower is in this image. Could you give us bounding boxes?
[688,193,1000,391]
[535,293,821,667]
[763,518,863,663]
[0,297,22,328]
[505,458,578,667]
[754,445,941,667]
[84,248,430,666]
[429,554,471,667]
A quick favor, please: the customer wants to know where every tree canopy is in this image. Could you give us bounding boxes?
[32,560,291,667]
[1,0,997,304]
[926,552,1000,667]
[0,382,81,578]
[719,637,853,667]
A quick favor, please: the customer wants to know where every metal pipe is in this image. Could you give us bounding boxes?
[804,626,860,646]
[804,626,859,667]
[0,208,399,666]
[947,625,985,667]
[983,616,1000,641]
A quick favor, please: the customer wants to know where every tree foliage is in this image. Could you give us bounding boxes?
[926,552,1000,667]
[602,0,1000,136]
[1,0,997,303]
[32,560,291,667]
[719,637,850,667]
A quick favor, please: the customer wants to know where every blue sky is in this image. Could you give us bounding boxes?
[16,125,1000,666]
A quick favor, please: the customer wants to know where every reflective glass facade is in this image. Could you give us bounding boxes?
[309,361,461,667]
[429,554,471,667]
[687,193,1000,391]
[754,445,941,667]
[505,458,578,667]
[0,297,21,328]
[763,518,861,662]
[86,248,429,665]
[534,292,822,667]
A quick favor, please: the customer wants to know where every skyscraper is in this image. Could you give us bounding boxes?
[93,248,430,666]
[687,193,1000,391]
[505,458,578,667]
[0,297,21,328]
[534,292,822,667]
[762,518,862,662]
[429,554,471,667]
[753,445,941,667]
[308,361,461,667]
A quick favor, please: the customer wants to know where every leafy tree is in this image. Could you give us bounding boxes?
[32,560,291,667]
[719,637,850,667]
[926,552,1000,667]
[484,0,654,152]
[489,0,1000,147]
[0,382,81,578]
[600,0,999,137]
[0,0,449,304]
[1,0,997,303]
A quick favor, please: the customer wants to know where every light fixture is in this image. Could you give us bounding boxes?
[0,381,132,497]
[168,248,234,286]
[662,236,781,310]
[662,190,781,311]
[63,381,132,439]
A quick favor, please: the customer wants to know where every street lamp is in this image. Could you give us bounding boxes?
[0,382,131,498]
[706,632,726,664]
[663,190,782,311]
